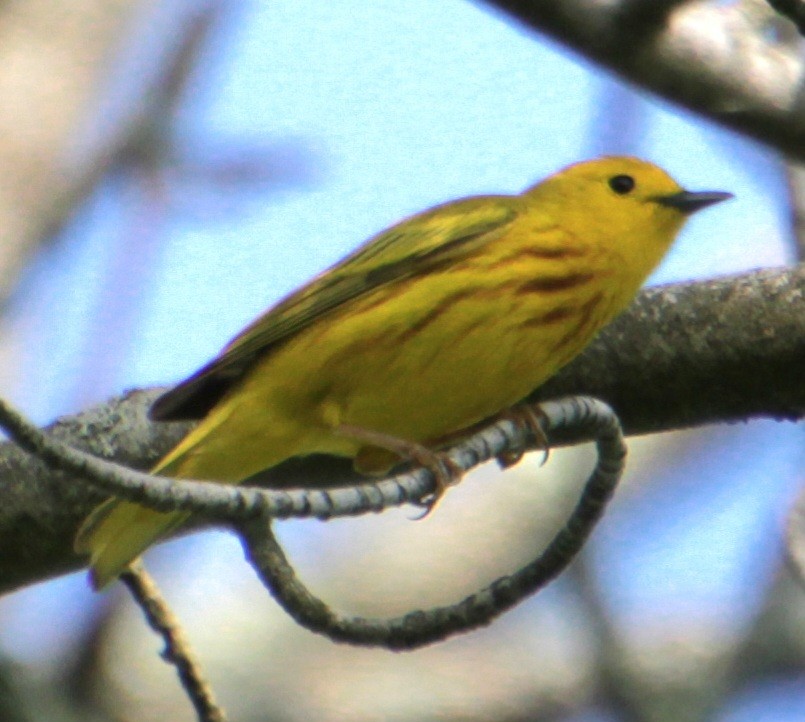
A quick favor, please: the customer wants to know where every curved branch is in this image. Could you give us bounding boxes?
[243,398,626,649]
[0,266,801,593]
[480,0,805,160]
[0,391,591,525]
[7,394,621,647]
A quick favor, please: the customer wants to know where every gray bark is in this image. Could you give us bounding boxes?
[0,265,801,595]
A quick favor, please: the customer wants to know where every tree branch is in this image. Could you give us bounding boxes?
[0,388,191,594]
[1,393,601,528]
[480,0,805,160]
[0,266,801,594]
[533,264,805,433]
[766,0,805,35]
[120,563,227,722]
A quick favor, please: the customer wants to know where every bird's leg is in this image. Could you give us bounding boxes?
[495,404,550,469]
[335,424,463,515]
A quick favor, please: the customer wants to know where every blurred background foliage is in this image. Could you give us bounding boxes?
[0,1,801,720]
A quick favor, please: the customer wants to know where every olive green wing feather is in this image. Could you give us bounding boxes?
[150,196,519,421]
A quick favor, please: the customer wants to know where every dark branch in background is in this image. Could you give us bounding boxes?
[46,3,224,242]
[782,157,805,585]
[0,266,801,594]
[0,0,154,303]
[570,551,805,721]
[480,0,805,161]
[120,564,226,722]
[63,3,229,412]
[767,0,805,35]
[784,163,805,265]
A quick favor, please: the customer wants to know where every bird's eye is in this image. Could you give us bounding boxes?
[609,175,635,195]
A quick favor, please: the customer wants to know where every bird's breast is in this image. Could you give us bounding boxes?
[283,249,614,444]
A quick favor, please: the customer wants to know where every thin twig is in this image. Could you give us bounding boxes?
[120,562,227,722]
[242,397,626,649]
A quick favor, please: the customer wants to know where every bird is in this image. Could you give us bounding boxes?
[75,156,732,589]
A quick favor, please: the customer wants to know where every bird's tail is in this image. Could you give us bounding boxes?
[74,500,188,589]
[74,400,319,589]
[74,412,234,590]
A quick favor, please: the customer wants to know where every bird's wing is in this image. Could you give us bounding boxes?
[150,196,519,420]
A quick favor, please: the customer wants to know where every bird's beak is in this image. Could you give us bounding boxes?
[656,190,734,214]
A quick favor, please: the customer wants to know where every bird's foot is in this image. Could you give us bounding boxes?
[337,424,463,517]
[496,404,550,469]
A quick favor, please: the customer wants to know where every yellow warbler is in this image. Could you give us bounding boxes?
[75,156,731,588]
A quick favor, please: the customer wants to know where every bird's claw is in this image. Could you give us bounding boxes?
[411,454,463,519]
[496,404,550,469]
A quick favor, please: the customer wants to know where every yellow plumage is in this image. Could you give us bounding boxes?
[74,156,731,588]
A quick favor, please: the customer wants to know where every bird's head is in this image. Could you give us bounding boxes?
[525,155,732,280]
